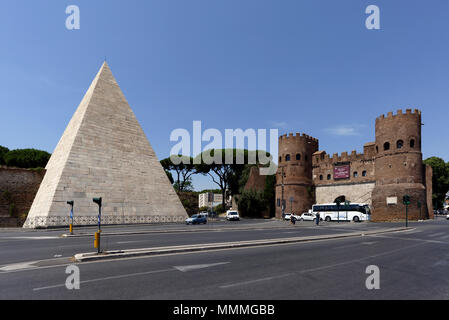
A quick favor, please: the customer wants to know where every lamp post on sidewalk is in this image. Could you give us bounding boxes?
[67,200,74,234]
[281,166,285,219]
[403,195,410,228]
[93,197,102,254]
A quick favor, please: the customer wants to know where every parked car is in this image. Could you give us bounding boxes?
[283,213,301,221]
[446,213,449,220]
[300,212,316,221]
[186,214,207,225]
[226,210,240,221]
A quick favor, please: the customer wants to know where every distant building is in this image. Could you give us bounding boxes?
[198,192,222,208]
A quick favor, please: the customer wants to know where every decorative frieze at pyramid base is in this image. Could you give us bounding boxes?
[23,215,187,229]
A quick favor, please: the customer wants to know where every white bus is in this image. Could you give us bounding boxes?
[312,203,371,222]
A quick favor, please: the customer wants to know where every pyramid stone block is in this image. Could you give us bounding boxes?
[23,62,187,228]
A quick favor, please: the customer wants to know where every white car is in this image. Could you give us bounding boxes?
[299,212,315,221]
[226,210,240,221]
[447,214,449,220]
[283,213,301,221]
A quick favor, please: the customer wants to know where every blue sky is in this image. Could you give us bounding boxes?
[1,0,448,190]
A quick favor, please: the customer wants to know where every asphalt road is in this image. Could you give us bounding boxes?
[0,217,448,299]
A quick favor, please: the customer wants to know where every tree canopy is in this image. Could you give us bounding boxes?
[160,156,200,192]
[423,157,449,209]
[194,149,273,210]
[0,146,10,165]
[2,148,51,169]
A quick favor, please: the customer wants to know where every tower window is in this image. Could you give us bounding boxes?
[353,171,358,178]
[362,170,367,177]
[376,146,379,153]
[279,156,282,163]
[319,175,323,180]
[285,154,291,161]
[384,142,390,151]
[327,174,331,180]
[397,140,404,149]
[410,139,415,148]
[296,153,301,160]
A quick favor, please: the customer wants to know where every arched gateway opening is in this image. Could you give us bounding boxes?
[334,195,348,203]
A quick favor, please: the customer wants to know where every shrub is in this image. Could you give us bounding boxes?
[237,189,268,218]
[213,204,225,214]
[0,146,9,165]
[4,149,51,169]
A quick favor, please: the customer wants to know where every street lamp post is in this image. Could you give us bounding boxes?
[403,195,410,228]
[336,199,341,223]
[281,166,285,218]
[418,200,422,220]
[93,197,102,254]
[344,200,350,221]
[289,196,294,215]
[67,200,74,234]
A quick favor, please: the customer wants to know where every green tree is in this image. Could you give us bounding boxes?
[0,145,9,165]
[174,177,194,192]
[237,189,268,218]
[160,156,199,192]
[423,157,449,209]
[4,148,51,168]
[195,149,272,211]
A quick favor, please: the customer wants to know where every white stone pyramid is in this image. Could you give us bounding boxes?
[24,62,187,228]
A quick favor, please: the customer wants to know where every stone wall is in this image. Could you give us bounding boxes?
[425,164,434,219]
[315,182,375,205]
[0,166,45,226]
[312,147,375,186]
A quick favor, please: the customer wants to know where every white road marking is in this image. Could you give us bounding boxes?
[220,273,293,289]
[428,232,446,238]
[1,236,60,240]
[174,262,230,272]
[0,261,39,272]
[298,242,426,274]
[116,241,142,244]
[33,268,174,291]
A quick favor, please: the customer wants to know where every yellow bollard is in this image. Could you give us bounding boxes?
[69,224,73,234]
[94,231,100,250]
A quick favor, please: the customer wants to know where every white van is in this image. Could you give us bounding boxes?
[226,210,240,221]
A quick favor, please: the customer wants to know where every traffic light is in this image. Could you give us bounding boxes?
[403,195,411,205]
[67,200,74,206]
[93,197,102,207]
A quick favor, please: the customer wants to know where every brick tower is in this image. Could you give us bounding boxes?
[371,109,428,221]
[275,133,319,219]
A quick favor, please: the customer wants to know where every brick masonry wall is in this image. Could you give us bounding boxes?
[0,166,45,226]
[312,149,375,186]
[425,164,434,219]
